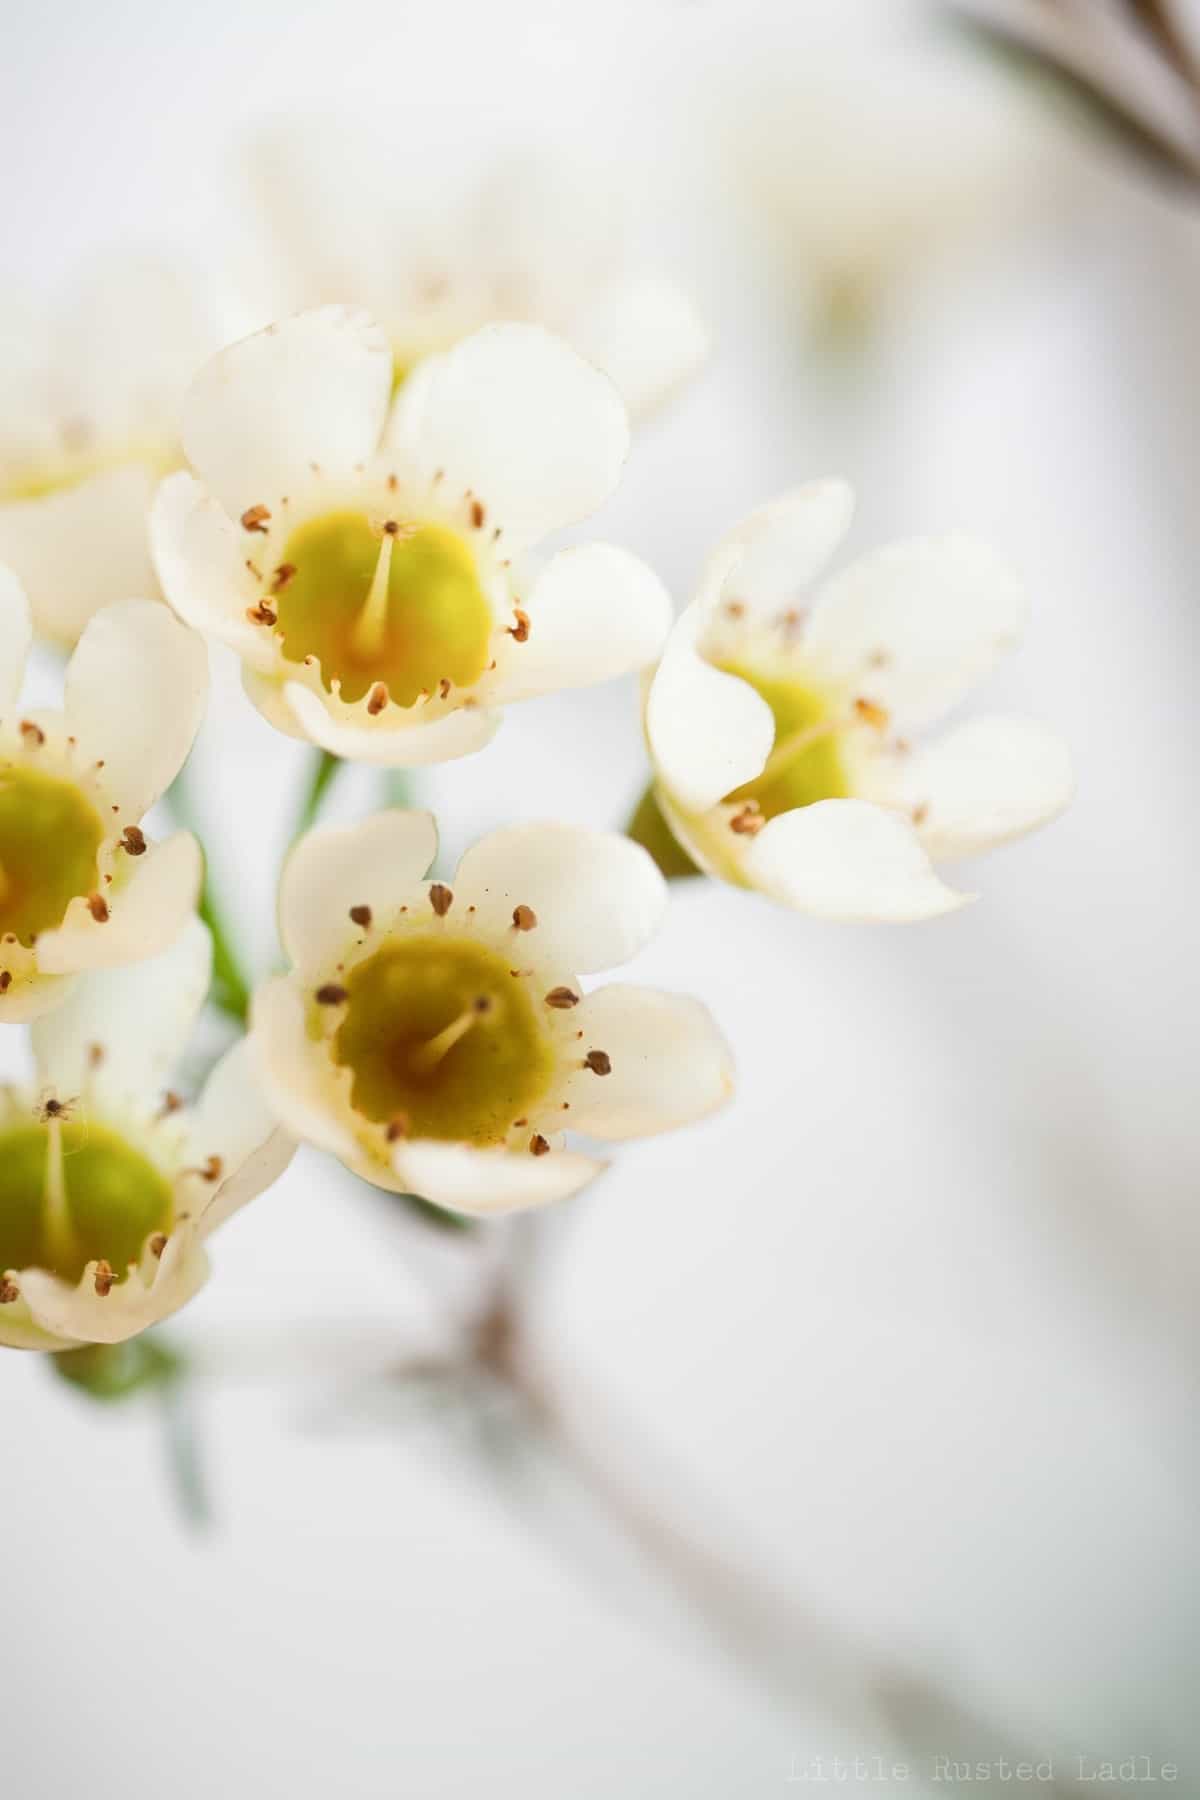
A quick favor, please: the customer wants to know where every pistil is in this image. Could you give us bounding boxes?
[40,1115,79,1275]
[407,996,493,1076]
[349,528,397,662]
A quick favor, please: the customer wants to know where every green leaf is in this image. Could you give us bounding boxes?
[52,1335,183,1403]
[626,783,701,879]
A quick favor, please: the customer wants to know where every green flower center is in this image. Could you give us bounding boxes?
[333,936,556,1145]
[719,661,849,821]
[0,1120,173,1284]
[274,511,493,708]
[0,766,105,946]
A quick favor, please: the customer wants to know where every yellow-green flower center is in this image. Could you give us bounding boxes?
[274,511,493,707]
[0,1120,173,1284]
[0,766,105,946]
[333,936,556,1145]
[719,661,849,821]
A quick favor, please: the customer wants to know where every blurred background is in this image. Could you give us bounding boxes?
[3,0,1200,1793]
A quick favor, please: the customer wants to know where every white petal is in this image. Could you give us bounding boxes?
[181,306,393,519]
[700,480,855,618]
[492,543,672,702]
[454,822,667,973]
[744,798,971,922]
[804,535,1028,731]
[386,322,629,548]
[893,714,1074,861]
[0,465,160,648]
[64,600,209,818]
[568,275,709,421]
[250,976,359,1160]
[187,1036,296,1238]
[32,915,211,1101]
[281,681,501,766]
[279,809,438,975]
[559,984,734,1140]
[0,971,79,1024]
[390,1139,604,1218]
[646,603,775,814]
[36,832,203,974]
[149,471,275,668]
[16,1236,210,1347]
[0,563,31,708]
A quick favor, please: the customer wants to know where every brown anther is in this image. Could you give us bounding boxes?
[469,498,485,529]
[316,983,348,1006]
[508,608,530,643]
[729,804,764,837]
[866,649,891,669]
[429,883,454,917]
[0,1277,18,1304]
[87,894,110,923]
[87,1043,105,1070]
[198,1155,223,1183]
[473,995,494,1016]
[241,504,271,533]
[385,1115,410,1143]
[40,1095,73,1120]
[148,1233,167,1259]
[529,1133,550,1157]
[383,518,399,535]
[779,607,806,638]
[349,904,372,928]
[853,696,890,730]
[544,986,579,1010]
[513,1117,528,1129]
[583,1049,612,1076]
[19,719,45,747]
[512,905,537,932]
[438,678,451,699]
[120,825,147,856]
[367,682,389,716]
[724,600,746,620]
[247,601,278,627]
[0,972,10,994]
[271,562,297,593]
[387,473,398,492]
[93,1261,116,1297]
[159,1090,183,1117]
[912,802,929,826]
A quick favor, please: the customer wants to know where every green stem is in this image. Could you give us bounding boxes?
[197,874,251,1024]
[292,748,342,843]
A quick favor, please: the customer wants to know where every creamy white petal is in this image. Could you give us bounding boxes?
[386,322,629,548]
[0,464,160,648]
[804,535,1028,731]
[17,1235,210,1347]
[568,275,709,421]
[391,1139,604,1217]
[701,480,855,618]
[36,832,202,974]
[149,471,275,667]
[646,603,776,814]
[187,1036,296,1237]
[0,971,79,1024]
[31,915,211,1101]
[491,543,672,702]
[64,600,209,817]
[744,798,971,922]
[181,306,393,519]
[281,681,501,766]
[0,563,31,707]
[279,809,438,974]
[250,976,359,1160]
[892,714,1074,862]
[558,984,734,1140]
[454,822,667,973]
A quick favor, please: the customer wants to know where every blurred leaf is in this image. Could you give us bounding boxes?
[292,747,342,840]
[626,783,701,879]
[53,1335,183,1402]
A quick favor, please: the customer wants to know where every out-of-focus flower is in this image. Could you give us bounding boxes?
[0,572,207,1018]
[645,481,1072,922]
[151,307,671,767]
[241,122,708,421]
[0,257,217,645]
[252,810,733,1217]
[0,919,294,1350]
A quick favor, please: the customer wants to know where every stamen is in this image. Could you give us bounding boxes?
[93,1260,116,1297]
[429,884,454,917]
[0,1277,18,1304]
[853,696,890,730]
[583,1050,612,1076]
[241,505,271,533]
[148,1233,167,1259]
[19,720,45,747]
[529,1133,550,1157]
[349,904,372,928]
[512,905,537,932]
[350,528,396,661]
[120,825,147,856]
[408,997,492,1075]
[87,894,109,923]
[544,987,579,1009]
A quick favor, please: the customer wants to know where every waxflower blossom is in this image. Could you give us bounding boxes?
[0,919,294,1350]
[0,569,207,1019]
[252,811,734,1216]
[645,481,1073,921]
[0,256,216,645]
[242,122,708,420]
[150,306,671,766]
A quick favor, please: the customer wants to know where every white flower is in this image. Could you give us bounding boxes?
[645,482,1073,922]
[0,571,207,1018]
[0,256,217,645]
[241,123,708,421]
[252,811,734,1217]
[0,919,294,1350]
[150,307,671,767]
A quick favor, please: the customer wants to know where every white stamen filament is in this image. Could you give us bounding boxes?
[350,530,395,661]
